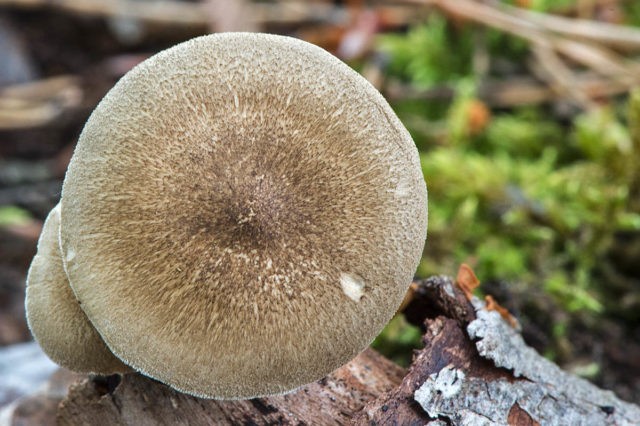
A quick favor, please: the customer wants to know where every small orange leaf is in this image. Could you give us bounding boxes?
[485,295,519,328]
[466,99,491,136]
[456,263,480,300]
[515,0,532,8]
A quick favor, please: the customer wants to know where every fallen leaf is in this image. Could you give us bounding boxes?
[466,99,491,136]
[456,263,480,301]
[485,295,519,329]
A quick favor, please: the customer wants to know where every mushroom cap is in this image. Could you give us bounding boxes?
[60,33,427,399]
[25,204,129,374]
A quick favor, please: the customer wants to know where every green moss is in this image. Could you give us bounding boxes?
[378,14,474,87]
[374,16,640,363]
[0,206,32,227]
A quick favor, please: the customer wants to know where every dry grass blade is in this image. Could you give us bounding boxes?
[530,41,597,110]
[401,0,544,43]
[506,3,640,51]
[554,38,638,84]
[400,0,639,109]
[385,73,630,108]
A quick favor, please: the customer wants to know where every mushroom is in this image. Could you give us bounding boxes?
[25,203,129,374]
[52,32,427,399]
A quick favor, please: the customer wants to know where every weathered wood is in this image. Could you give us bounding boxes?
[23,276,640,425]
[356,277,640,425]
[57,349,404,426]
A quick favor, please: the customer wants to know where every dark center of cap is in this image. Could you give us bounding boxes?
[223,173,288,246]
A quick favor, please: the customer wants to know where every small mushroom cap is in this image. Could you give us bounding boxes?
[25,204,129,374]
[61,33,427,399]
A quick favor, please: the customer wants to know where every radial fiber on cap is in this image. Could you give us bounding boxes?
[60,33,427,399]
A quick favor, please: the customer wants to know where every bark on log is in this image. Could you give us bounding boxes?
[356,276,640,425]
[56,349,404,426]
[9,276,640,425]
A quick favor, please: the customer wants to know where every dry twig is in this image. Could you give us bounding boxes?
[0,76,82,129]
[399,0,640,108]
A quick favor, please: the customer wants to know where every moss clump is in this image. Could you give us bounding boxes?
[373,18,640,360]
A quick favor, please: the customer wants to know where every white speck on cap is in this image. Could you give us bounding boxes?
[340,273,365,302]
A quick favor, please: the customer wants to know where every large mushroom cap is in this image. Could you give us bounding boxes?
[25,204,129,374]
[60,33,427,399]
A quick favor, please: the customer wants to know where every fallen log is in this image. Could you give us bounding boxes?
[6,276,639,425]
